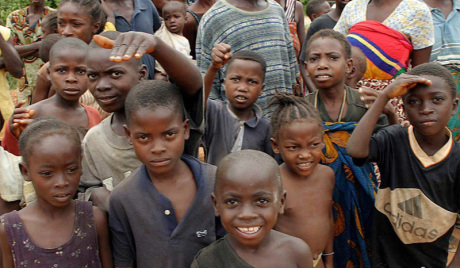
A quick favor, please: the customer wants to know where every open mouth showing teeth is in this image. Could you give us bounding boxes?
[317,75,330,78]
[236,226,261,234]
[236,96,247,100]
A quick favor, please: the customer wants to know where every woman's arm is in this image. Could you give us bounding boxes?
[411,47,432,67]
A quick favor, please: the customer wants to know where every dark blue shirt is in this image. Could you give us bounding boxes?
[114,0,161,79]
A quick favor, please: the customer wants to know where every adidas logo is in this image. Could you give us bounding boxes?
[397,195,423,219]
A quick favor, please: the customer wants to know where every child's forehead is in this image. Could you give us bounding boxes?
[405,75,450,97]
[309,37,346,54]
[218,167,279,193]
[51,48,87,64]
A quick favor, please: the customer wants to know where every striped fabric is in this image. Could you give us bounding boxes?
[196,0,299,116]
[347,21,413,80]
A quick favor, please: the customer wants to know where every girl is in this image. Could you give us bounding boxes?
[304,29,394,268]
[0,117,112,268]
[270,93,335,268]
[32,0,109,119]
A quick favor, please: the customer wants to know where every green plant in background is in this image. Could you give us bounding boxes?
[1,0,59,26]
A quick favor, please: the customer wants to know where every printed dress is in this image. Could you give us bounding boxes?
[0,201,101,268]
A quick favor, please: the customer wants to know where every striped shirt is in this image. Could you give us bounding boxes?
[196,0,299,116]
[428,0,460,65]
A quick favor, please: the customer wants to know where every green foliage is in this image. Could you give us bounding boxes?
[0,0,59,25]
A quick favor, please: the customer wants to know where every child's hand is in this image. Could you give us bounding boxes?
[9,101,35,139]
[359,87,395,116]
[92,32,158,63]
[211,43,232,70]
[384,74,432,99]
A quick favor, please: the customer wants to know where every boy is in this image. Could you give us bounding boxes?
[346,46,367,89]
[305,0,331,22]
[192,149,312,268]
[154,1,193,79]
[347,62,460,268]
[109,80,218,267]
[80,31,203,211]
[203,43,273,165]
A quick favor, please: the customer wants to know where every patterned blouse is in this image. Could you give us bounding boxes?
[334,0,434,50]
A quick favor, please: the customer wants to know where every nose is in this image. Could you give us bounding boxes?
[66,72,77,84]
[299,148,312,159]
[318,57,328,69]
[420,101,434,115]
[95,77,111,92]
[238,203,257,220]
[150,140,166,154]
[55,174,69,188]
[61,25,74,37]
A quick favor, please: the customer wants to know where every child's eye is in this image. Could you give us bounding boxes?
[72,22,82,27]
[309,142,321,149]
[57,21,65,26]
[57,68,66,73]
[225,199,238,206]
[286,145,297,150]
[407,99,420,105]
[330,55,339,60]
[136,134,149,142]
[256,198,270,205]
[111,71,123,78]
[165,131,177,139]
[77,69,86,75]
[67,166,79,174]
[230,77,240,82]
[39,171,53,177]
[433,96,444,103]
[87,73,97,80]
[308,57,318,62]
[248,79,258,85]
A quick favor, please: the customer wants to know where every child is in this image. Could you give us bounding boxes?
[305,0,331,22]
[80,31,203,211]
[41,11,58,38]
[345,46,367,90]
[0,118,112,267]
[154,1,193,80]
[203,43,273,165]
[196,0,299,116]
[38,33,61,64]
[192,149,312,267]
[347,63,460,267]
[109,80,217,267]
[2,37,101,156]
[269,93,335,268]
[304,29,392,268]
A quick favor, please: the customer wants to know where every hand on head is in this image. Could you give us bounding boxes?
[211,43,232,70]
[10,101,36,139]
[384,74,432,99]
[93,32,158,63]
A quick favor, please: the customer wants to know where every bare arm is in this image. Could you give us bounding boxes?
[93,207,113,268]
[106,32,202,96]
[411,47,432,67]
[31,66,51,104]
[0,36,23,78]
[204,43,232,102]
[14,42,41,59]
[0,223,15,268]
[346,74,432,159]
[294,238,313,268]
[295,1,305,63]
[323,168,335,268]
[358,87,398,125]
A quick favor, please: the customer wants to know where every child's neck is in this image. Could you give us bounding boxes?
[229,229,273,253]
[318,85,346,104]
[282,163,315,181]
[414,129,449,156]
[228,105,255,122]
[51,94,82,110]
[111,109,128,137]
[32,198,75,220]
[226,0,268,11]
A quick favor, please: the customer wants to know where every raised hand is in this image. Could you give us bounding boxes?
[10,101,36,138]
[384,74,432,99]
[211,43,232,70]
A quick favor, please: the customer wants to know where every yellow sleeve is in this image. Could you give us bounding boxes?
[103,22,116,32]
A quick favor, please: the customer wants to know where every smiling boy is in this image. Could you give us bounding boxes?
[192,150,312,268]
[203,44,273,165]
[109,81,219,268]
[347,63,460,268]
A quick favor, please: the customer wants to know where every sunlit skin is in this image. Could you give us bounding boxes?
[402,75,458,155]
[212,158,313,268]
[125,107,196,223]
[272,120,335,268]
[224,59,265,121]
[57,2,100,44]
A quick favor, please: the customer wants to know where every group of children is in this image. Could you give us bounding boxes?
[0,0,459,267]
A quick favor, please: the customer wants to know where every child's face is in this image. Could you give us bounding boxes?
[49,48,88,101]
[307,37,352,91]
[58,2,100,44]
[403,75,458,137]
[125,107,190,178]
[212,166,285,248]
[272,119,324,177]
[20,135,81,208]
[312,2,331,20]
[163,8,186,34]
[86,48,147,113]
[224,59,264,112]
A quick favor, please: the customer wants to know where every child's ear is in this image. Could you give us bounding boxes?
[271,137,280,154]
[19,162,31,182]
[139,65,148,81]
[123,124,133,144]
[46,65,51,81]
[92,22,101,35]
[452,98,459,116]
[259,84,265,96]
[346,58,353,77]
[211,193,220,217]
[347,66,356,79]
[278,190,287,215]
[183,119,190,141]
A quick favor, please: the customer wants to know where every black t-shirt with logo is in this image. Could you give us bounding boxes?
[359,125,460,268]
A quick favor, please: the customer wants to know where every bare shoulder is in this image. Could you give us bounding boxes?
[316,164,335,186]
[92,206,108,231]
[273,230,313,267]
